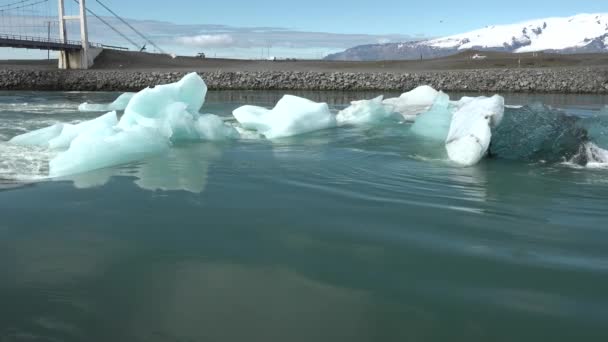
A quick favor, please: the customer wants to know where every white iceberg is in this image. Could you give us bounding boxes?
[383,85,440,121]
[336,96,401,126]
[78,92,135,112]
[233,95,336,139]
[410,92,452,141]
[445,95,505,166]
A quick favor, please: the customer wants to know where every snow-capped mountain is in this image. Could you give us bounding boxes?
[325,13,608,61]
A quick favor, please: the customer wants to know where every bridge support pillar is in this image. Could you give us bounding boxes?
[57,0,97,69]
[58,47,102,70]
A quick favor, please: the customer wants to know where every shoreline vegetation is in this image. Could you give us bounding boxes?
[1,50,607,93]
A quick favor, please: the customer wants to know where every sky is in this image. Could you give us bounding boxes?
[0,0,606,59]
[103,0,608,36]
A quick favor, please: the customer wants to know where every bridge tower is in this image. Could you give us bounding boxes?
[57,0,100,69]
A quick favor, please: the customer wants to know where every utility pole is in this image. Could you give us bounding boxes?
[46,21,51,60]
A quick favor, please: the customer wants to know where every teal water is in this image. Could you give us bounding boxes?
[1,91,608,341]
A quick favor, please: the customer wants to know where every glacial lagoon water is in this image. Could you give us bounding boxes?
[1,90,608,341]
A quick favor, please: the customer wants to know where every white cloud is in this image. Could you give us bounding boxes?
[176,34,235,48]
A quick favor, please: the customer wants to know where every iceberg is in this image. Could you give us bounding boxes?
[383,85,440,121]
[410,92,452,141]
[119,73,207,130]
[445,95,505,166]
[9,123,64,147]
[336,96,401,126]
[78,92,135,112]
[49,125,169,177]
[492,104,587,163]
[48,112,118,149]
[10,73,238,177]
[233,95,336,139]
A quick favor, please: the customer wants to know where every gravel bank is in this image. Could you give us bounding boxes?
[1,68,608,93]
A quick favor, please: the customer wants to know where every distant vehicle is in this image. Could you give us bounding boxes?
[196,52,206,59]
[472,54,487,60]
[267,56,277,61]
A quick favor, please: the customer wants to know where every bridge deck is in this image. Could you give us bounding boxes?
[0,34,104,51]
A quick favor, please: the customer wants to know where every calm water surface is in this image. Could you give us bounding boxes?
[0,90,607,341]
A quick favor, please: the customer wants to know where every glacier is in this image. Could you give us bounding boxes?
[233,95,336,139]
[78,92,135,112]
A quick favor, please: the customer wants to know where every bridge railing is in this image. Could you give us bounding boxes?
[0,33,104,48]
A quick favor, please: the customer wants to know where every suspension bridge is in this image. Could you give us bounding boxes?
[0,0,164,69]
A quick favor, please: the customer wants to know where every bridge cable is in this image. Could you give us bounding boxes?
[70,0,139,50]
[95,0,167,54]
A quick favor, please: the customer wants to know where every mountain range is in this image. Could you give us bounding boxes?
[325,13,608,61]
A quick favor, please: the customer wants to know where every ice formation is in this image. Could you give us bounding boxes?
[410,92,452,141]
[383,86,441,121]
[78,93,135,112]
[233,95,336,139]
[336,96,401,126]
[10,73,238,177]
[445,95,505,166]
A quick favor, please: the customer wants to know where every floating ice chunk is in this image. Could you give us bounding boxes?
[336,96,401,126]
[196,114,240,140]
[49,125,169,177]
[119,72,207,129]
[445,95,505,166]
[48,111,118,149]
[9,123,64,147]
[410,92,452,141]
[493,104,587,163]
[383,85,440,121]
[78,93,135,112]
[233,95,336,139]
[232,105,272,132]
[453,96,504,128]
[581,143,608,168]
[9,112,118,149]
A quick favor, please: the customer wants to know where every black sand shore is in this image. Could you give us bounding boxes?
[1,50,608,93]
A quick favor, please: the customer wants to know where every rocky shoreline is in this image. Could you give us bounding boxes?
[1,68,608,93]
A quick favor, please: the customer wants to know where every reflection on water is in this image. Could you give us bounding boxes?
[60,143,226,193]
[1,90,608,342]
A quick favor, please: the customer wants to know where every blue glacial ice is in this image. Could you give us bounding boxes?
[78,92,135,112]
[410,92,452,141]
[10,72,238,177]
[9,123,64,147]
[233,95,336,139]
[8,75,518,178]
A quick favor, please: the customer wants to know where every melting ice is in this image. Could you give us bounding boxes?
[7,73,608,179]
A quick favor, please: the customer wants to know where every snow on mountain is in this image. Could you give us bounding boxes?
[428,13,608,52]
[325,13,608,61]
